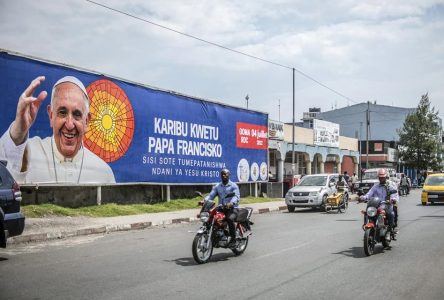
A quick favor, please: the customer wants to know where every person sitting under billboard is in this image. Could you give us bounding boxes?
[0,76,115,184]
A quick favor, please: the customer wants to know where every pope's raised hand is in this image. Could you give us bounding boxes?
[10,76,48,145]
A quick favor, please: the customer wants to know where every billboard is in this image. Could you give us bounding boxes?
[0,51,268,184]
[313,119,339,147]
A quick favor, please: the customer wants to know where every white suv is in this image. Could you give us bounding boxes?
[285,174,348,212]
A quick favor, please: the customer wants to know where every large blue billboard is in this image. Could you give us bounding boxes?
[0,51,268,184]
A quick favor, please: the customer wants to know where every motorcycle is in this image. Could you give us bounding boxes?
[192,192,254,264]
[399,184,409,196]
[360,195,396,256]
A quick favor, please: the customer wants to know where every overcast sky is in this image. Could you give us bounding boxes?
[1,0,443,123]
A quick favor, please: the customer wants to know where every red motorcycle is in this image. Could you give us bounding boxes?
[192,192,253,264]
[360,197,396,256]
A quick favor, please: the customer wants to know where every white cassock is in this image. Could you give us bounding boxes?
[0,128,115,184]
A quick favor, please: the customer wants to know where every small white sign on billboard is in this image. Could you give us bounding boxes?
[313,119,340,147]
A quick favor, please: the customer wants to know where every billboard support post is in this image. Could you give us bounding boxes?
[97,186,102,206]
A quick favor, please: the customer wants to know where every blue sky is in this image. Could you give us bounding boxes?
[1,0,443,122]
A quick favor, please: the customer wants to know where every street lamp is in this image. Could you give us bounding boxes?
[245,94,249,109]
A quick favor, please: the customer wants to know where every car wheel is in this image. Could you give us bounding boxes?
[0,222,6,248]
[421,202,427,206]
[287,205,295,212]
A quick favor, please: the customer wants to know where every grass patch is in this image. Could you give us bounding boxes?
[22,196,283,218]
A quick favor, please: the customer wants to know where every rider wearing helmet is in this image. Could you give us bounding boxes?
[205,168,240,247]
[359,168,399,231]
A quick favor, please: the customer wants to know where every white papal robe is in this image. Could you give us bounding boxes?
[0,127,115,184]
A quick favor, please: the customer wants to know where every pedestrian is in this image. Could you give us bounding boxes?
[351,172,358,193]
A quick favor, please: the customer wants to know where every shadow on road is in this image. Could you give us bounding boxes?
[419,215,444,219]
[168,257,197,266]
[332,245,393,258]
[169,253,233,267]
[332,247,366,258]
[284,208,320,214]
[416,203,444,207]
[0,257,8,262]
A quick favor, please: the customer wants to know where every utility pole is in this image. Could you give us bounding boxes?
[359,121,363,180]
[292,68,296,177]
[278,99,281,122]
[366,101,370,170]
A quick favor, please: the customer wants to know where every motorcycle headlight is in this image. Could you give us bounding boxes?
[199,212,209,222]
[367,206,377,217]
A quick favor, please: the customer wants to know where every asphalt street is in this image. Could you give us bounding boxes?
[1,189,444,300]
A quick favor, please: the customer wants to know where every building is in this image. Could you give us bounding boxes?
[318,102,444,177]
[319,102,415,141]
[268,119,359,195]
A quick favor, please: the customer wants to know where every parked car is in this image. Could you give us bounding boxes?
[285,173,348,212]
[421,173,444,206]
[0,160,25,248]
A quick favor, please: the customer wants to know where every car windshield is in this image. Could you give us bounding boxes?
[298,176,327,186]
[363,171,378,180]
[424,176,444,186]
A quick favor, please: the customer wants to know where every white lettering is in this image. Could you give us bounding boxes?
[190,123,219,140]
[148,137,175,154]
[239,128,250,136]
[151,167,173,176]
[154,117,188,137]
[177,140,222,157]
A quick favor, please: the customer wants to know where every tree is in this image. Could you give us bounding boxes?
[397,93,442,171]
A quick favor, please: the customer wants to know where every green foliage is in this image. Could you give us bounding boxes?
[397,94,442,170]
[22,196,282,218]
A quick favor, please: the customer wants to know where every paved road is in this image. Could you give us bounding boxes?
[1,189,444,300]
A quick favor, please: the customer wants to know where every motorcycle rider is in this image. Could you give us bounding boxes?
[336,175,346,192]
[400,173,410,195]
[359,168,399,234]
[205,168,240,247]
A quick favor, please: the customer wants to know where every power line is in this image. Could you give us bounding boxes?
[86,0,359,104]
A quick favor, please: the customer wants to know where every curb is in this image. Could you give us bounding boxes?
[9,205,288,245]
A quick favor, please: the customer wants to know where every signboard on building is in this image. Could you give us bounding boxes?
[313,119,339,147]
[0,51,268,184]
[387,148,397,162]
[268,120,284,140]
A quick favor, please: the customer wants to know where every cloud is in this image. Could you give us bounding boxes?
[0,0,443,122]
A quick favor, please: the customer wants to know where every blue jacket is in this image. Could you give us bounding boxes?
[205,180,240,207]
[363,182,399,204]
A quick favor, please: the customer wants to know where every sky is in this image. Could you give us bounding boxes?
[1,0,443,123]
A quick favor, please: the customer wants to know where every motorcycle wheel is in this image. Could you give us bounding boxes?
[232,225,249,256]
[363,228,375,256]
[192,233,213,264]
[325,203,332,213]
[382,230,391,248]
[338,195,347,213]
